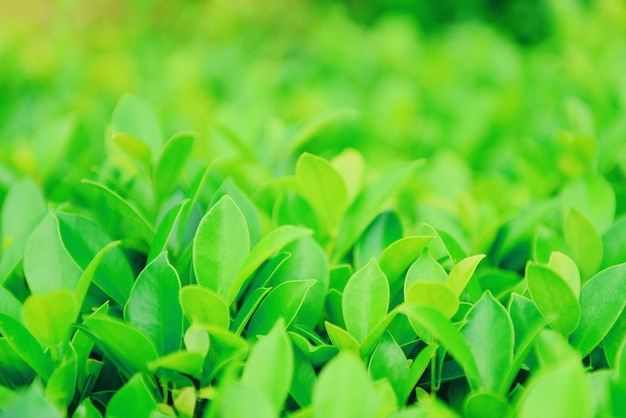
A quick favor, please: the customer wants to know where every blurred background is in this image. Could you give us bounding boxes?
[1,0,626,228]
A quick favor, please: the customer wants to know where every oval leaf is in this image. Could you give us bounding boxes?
[180,285,229,329]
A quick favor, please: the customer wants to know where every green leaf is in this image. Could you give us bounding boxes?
[446,254,486,297]
[0,286,23,324]
[405,282,459,319]
[106,373,158,418]
[403,306,481,391]
[268,236,329,331]
[330,148,365,202]
[547,251,580,300]
[464,393,511,418]
[0,314,53,380]
[353,211,403,270]
[180,285,229,329]
[229,225,312,304]
[312,353,380,418]
[45,347,77,409]
[368,331,409,406]
[379,236,434,293]
[56,213,134,307]
[110,132,152,166]
[148,350,205,377]
[24,213,82,294]
[241,320,293,414]
[73,399,103,418]
[405,249,448,289]
[22,290,75,350]
[296,153,348,232]
[153,132,195,202]
[402,345,437,404]
[560,173,615,234]
[508,293,545,349]
[332,162,419,262]
[215,383,276,418]
[563,206,603,280]
[461,291,513,393]
[325,322,360,355]
[125,252,183,355]
[604,309,626,368]
[232,287,271,335]
[526,263,580,336]
[0,337,35,388]
[342,259,389,343]
[147,199,190,262]
[517,337,592,418]
[291,346,317,408]
[81,315,158,375]
[602,217,626,268]
[0,178,46,284]
[193,195,249,300]
[212,178,262,247]
[81,180,155,243]
[570,263,626,357]
[247,280,315,337]
[0,381,62,418]
[110,93,162,159]
[73,241,122,314]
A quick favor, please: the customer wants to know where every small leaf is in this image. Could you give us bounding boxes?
[106,373,158,418]
[82,315,158,375]
[217,383,275,418]
[602,217,626,268]
[180,285,229,329]
[296,153,348,232]
[325,322,361,355]
[110,93,162,158]
[446,254,485,297]
[330,148,365,202]
[22,290,75,349]
[110,132,152,166]
[560,173,615,234]
[73,399,102,418]
[368,332,409,406]
[461,291,513,393]
[379,236,434,293]
[405,282,459,319]
[153,132,195,202]
[464,393,511,418]
[405,250,448,290]
[232,287,271,335]
[353,211,403,270]
[148,350,205,377]
[0,381,62,418]
[526,263,580,336]
[241,320,293,414]
[212,178,262,247]
[570,263,626,357]
[148,199,190,262]
[45,348,77,409]
[0,314,54,380]
[193,195,249,300]
[229,225,312,304]
[332,162,419,262]
[247,280,315,337]
[563,207,603,280]
[125,252,183,355]
[342,259,390,343]
[313,353,380,418]
[547,251,580,299]
[402,345,437,404]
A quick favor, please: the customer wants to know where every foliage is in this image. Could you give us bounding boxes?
[1,0,626,417]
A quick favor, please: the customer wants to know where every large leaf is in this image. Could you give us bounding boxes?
[332,162,419,262]
[81,315,158,376]
[461,291,513,393]
[241,320,293,414]
[247,280,315,337]
[296,152,348,233]
[229,225,312,304]
[312,353,380,418]
[342,259,389,343]
[125,252,183,355]
[526,263,580,336]
[153,132,194,202]
[22,290,75,350]
[193,195,249,300]
[106,373,158,418]
[23,213,82,294]
[570,263,626,357]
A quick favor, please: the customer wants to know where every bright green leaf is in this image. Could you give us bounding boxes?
[446,254,485,297]
[106,373,158,418]
[153,132,194,202]
[22,290,75,349]
[180,285,229,329]
[563,207,603,280]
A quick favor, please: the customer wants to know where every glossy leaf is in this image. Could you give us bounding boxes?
[229,225,312,303]
[312,353,380,418]
[526,263,580,336]
[446,254,486,297]
[45,348,76,409]
[405,282,459,319]
[0,314,53,380]
[405,249,448,290]
[81,315,158,375]
[342,259,389,343]
[22,290,75,349]
[570,263,626,357]
[461,291,513,393]
[368,331,409,405]
[325,321,361,354]
[147,350,204,377]
[153,132,194,202]
[353,211,403,270]
[247,280,315,337]
[148,199,190,262]
[379,236,434,291]
[296,152,348,232]
[241,320,293,413]
[332,162,419,262]
[212,178,262,247]
[125,252,183,355]
[547,251,580,300]
[180,285,229,329]
[193,195,249,300]
[106,373,158,418]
